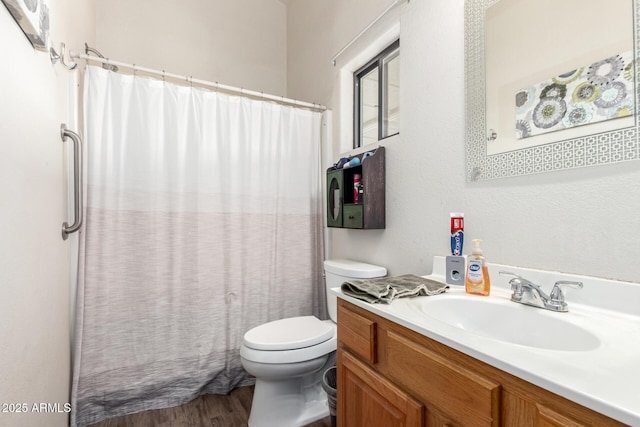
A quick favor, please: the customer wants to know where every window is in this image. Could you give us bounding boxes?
[354,40,400,148]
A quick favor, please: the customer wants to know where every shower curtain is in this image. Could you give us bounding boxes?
[71,66,326,426]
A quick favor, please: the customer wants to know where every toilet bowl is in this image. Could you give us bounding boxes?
[240,259,386,427]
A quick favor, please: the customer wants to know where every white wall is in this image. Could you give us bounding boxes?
[95,0,288,96]
[286,0,391,104]
[0,1,94,426]
[287,0,640,284]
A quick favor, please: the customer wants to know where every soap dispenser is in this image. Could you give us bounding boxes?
[465,239,490,296]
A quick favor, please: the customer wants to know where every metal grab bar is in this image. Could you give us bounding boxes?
[61,124,83,240]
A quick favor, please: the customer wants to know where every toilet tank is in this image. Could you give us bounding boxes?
[323,259,387,322]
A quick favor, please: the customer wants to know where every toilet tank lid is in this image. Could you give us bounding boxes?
[324,259,387,279]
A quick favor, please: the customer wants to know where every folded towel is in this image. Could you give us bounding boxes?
[341,274,449,304]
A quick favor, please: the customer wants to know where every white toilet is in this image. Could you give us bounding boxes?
[240,259,387,427]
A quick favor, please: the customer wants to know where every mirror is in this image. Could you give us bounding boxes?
[465,0,639,180]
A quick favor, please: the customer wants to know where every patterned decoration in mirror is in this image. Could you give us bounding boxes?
[515,51,634,139]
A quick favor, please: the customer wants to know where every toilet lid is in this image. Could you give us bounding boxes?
[243,316,335,351]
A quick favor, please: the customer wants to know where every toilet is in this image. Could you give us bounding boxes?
[240,259,387,427]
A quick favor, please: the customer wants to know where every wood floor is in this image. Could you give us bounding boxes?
[89,385,333,427]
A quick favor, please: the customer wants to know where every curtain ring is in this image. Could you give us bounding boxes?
[133,64,136,77]
[162,70,165,81]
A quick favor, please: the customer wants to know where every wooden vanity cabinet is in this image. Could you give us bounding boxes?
[337,299,626,427]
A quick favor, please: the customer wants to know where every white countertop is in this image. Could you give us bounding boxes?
[332,256,640,425]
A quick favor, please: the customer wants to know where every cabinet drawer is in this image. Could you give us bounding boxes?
[338,304,377,363]
[386,331,500,427]
[536,403,587,427]
[343,204,363,228]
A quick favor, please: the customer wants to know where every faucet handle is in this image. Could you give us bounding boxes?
[550,280,583,304]
[499,271,524,296]
[499,270,524,286]
[499,270,519,279]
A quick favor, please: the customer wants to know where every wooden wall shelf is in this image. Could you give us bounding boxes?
[326,147,385,229]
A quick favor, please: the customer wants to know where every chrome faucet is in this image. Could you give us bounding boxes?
[499,271,583,312]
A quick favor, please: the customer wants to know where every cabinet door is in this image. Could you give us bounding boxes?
[338,350,424,427]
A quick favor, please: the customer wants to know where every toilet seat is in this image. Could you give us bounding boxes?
[241,317,337,364]
[243,316,334,351]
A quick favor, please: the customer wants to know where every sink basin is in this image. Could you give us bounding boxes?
[408,294,601,351]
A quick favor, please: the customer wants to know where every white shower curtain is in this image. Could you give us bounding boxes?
[71,66,326,426]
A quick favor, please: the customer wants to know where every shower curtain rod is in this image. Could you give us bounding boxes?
[69,51,327,112]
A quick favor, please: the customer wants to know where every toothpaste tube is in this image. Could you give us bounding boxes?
[450,213,464,256]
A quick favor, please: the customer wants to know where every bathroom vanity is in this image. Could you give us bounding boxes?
[334,257,640,426]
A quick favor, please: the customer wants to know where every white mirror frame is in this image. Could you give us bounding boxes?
[465,0,639,181]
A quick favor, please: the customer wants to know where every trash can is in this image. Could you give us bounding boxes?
[322,366,337,427]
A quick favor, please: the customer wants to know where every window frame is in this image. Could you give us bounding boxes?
[353,39,400,148]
